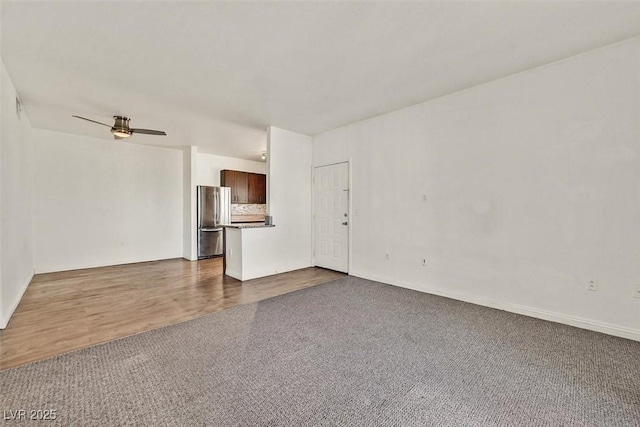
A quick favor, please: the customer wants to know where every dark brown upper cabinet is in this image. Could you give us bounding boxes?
[221,170,266,204]
[221,170,247,203]
[248,173,266,204]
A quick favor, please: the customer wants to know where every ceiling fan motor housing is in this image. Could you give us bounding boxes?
[112,116,132,137]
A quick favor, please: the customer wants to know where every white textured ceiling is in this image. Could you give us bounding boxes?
[3,1,640,160]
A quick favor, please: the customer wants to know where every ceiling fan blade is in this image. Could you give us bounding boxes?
[130,128,167,136]
[72,115,112,127]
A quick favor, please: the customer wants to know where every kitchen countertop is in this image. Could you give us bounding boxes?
[223,223,275,229]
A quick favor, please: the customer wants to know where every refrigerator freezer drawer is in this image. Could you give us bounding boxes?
[198,229,223,259]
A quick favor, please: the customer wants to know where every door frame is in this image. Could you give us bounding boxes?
[311,160,352,274]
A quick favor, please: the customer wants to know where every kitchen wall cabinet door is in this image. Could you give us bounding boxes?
[221,170,249,203]
[248,173,267,204]
[234,171,248,203]
[220,170,234,200]
[220,170,233,197]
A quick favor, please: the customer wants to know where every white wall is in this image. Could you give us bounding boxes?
[224,227,282,281]
[313,37,640,340]
[197,152,267,187]
[1,0,3,327]
[224,227,243,279]
[183,146,197,260]
[32,129,184,273]
[0,58,34,328]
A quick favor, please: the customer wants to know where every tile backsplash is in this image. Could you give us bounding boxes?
[231,204,267,215]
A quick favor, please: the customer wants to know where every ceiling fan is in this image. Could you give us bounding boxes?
[72,115,167,140]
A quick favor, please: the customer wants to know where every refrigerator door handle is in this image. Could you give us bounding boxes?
[214,191,219,226]
[197,187,202,229]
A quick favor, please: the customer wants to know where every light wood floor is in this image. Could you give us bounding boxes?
[0,258,344,370]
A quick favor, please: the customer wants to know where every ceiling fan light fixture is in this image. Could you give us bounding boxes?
[111,129,132,138]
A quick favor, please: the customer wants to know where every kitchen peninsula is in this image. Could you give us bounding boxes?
[224,224,276,281]
[219,167,275,280]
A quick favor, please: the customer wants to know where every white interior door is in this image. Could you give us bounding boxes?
[313,162,349,273]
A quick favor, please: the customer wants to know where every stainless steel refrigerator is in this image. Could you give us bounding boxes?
[197,186,231,259]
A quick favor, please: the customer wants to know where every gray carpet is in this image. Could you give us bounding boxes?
[1,277,639,426]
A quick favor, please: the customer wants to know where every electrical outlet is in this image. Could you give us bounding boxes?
[586,279,598,292]
[421,194,428,202]
[385,253,390,261]
[633,283,640,299]
[421,258,427,267]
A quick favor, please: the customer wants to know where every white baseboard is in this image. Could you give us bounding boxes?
[225,269,242,281]
[0,270,34,329]
[351,271,640,343]
[34,254,184,274]
[229,263,313,282]
[182,249,197,261]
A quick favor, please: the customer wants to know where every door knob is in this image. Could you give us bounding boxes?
[342,221,348,226]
